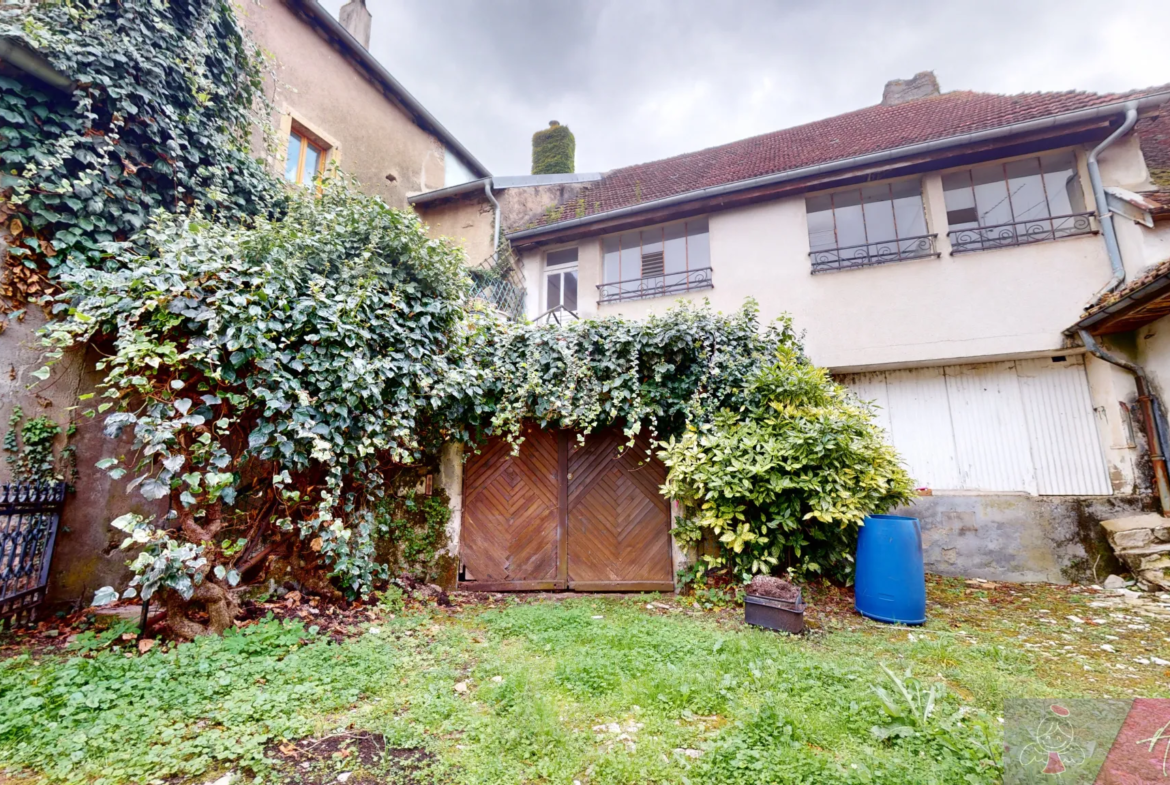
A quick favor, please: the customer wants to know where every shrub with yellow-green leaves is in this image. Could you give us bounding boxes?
[660,348,915,583]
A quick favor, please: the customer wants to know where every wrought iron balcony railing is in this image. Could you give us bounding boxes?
[948,212,1096,254]
[532,304,579,325]
[597,267,713,304]
[810,234,939,273]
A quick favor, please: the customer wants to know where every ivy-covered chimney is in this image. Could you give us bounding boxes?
[339,0,372,49]
[531,121,575,175]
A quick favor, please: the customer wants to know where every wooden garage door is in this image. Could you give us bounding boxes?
[459,423,564,590]
[460,425,674,592]
[566,428,673,591]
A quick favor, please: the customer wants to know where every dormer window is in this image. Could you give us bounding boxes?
[806,179,937,273]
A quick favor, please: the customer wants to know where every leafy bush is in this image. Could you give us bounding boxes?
[40,178,468,634]
[3,405,74,484]
[661,347,914,582]
[445,298,797,447]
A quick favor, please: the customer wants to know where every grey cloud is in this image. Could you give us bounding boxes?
[320,0,1170,175]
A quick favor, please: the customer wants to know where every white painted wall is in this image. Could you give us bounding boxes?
[522,142,1159,372]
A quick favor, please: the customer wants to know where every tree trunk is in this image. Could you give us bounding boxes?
[162,580,241,641]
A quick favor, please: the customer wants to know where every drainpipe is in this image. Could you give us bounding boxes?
[483,179,501,253]
[1079,330,1170,516]
[1087,102,1139,294]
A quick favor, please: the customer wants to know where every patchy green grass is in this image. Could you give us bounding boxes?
[1,578,1167,784]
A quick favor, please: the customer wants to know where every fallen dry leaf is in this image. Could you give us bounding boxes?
[137,639,155,654]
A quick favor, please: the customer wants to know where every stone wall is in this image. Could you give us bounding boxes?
[896,494,1149,584]
[1100,513,1170,590]
[0,307,166,610]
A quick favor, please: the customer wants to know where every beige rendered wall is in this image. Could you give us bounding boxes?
[418,182,601,275]
[1136,312,1170,403]
[416,198,496,267]
[239,0,446,207]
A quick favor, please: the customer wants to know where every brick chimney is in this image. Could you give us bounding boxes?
[882,71,940,107]
[339,0,372,49]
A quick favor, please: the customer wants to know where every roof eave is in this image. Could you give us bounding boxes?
[508,91,1170,244]
[290,0,490,179]
[1069,268,1170,334]
[407,177,491,205]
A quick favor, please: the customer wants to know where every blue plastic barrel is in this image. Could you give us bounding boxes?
[854,514,926,625]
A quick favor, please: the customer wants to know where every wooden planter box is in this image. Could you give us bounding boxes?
[744,591,805,634]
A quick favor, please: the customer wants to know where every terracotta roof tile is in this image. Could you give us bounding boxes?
[521,85,1170,232]
[1084,256,1170,316]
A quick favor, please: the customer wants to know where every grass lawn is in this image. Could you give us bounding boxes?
[1,577,1167,784]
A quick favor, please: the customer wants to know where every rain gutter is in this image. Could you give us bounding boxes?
[1087,102,1140,294]
[484,179,501,251]
[406,177,490,205]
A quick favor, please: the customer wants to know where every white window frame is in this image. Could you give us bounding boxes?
[543,247,579,313]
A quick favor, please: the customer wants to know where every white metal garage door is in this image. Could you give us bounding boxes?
[838,356,1111,495]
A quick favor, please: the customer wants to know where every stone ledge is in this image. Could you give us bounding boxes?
[1101,513,1170,591]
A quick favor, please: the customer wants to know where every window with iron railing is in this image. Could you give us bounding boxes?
[806,179,937,273]
[942,151,1093,254]
[600,218,712,303]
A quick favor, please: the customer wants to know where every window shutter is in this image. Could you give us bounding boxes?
[641,250,665,278]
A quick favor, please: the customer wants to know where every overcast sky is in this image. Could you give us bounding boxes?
[319,0,1170,176]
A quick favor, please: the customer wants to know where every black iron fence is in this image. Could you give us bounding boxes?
[0,481,67,624]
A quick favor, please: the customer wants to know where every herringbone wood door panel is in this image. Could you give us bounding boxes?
[460,423,562,589]
[567,427,673,589]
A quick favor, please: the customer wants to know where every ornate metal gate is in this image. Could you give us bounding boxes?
[0,481,67,623]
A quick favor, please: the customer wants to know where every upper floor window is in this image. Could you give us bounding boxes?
[806,179,936,273]
[285,128,327,186]
[544,247,578,314]
[942,151,1092,254]
[599,218,712,304]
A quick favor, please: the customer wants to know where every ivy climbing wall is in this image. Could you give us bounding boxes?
[0,309,166,608]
